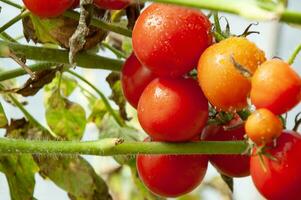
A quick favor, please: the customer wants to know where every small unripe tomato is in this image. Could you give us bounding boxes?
[94,0,130,10]
[250,58,301,115]
[23,0,75,18]
[198,37,266,112]
[250,131,301,200]
[245,108,283,146]
[138,77,208,142]
[121,53,156,108]
[133,3,212,77]
[137,153,208,197]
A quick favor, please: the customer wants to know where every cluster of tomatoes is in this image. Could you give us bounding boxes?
[22,0,131,18]
[121,3,301,199]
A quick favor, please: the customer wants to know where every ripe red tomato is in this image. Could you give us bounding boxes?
[94,0,130,10]
[198,37,266,111]
[202,123,250,177]
[250,131,301,200]
[23,0,74,18]
[245,108,283,146]
[70,0,79,8]
[121,53,156,108]
[250,58,301,115]
[133,3,212,77]
[137,153,208,197]
[137,77,208,142]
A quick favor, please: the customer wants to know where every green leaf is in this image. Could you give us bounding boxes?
[35,156,111,200]
[0,155,39,200]
[88,99,108,127]
[0,102,8,128]
[98,114,140,142]
[121,37,132,57]
[45,73,78,97]
[106,72,129,121]
[46,90,86,140]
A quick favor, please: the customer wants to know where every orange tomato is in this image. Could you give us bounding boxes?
[198,37,266,112]
[250,58,301,115]
[245,108,283,146]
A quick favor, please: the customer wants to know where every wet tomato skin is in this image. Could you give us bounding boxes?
[250,131,301,200]
[251,58,301,115]
[202,124,250,177]
[198,37,266,111]
[137,77,209,142]
[137,153,208,197]
[121,53,156,108]
[133,3,212,77]
[94,0,130,10]
[23,0,74,18]
[245,108,283,146]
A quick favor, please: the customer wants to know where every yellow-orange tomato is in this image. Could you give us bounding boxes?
[245,109,283,146]
[198,37,266,111]
[250,59,301,115]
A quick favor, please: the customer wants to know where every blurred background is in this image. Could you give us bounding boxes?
[0,0,300,199]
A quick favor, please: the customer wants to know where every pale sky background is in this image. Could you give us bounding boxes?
[0,0,300,200]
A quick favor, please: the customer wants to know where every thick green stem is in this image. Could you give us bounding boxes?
[146,0,301,25]
[67,69,125,127]
[0,10,29,34]
[288,43,301,65]
[0,41,123,72]
[0,138,247,155]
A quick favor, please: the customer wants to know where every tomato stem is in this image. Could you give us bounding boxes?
[0,41,123,75]
[0,0,22,9]
[63,10,132,37]
[66,69,126,127]
[288,43,301,65]
[0,10,29,35]
[0,138,248,156]
[146,0,301,25]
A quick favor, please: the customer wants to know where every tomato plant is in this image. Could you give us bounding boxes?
[250,131,301,200]
[1,0,301,199]
[137,77,208,142]
[132,3,212,77]
[245,108,283,146]
[198,37,266,111]
[22,0,75,17]
[137,152,208,197]
[250,58,301,115]
[202,123,250,177]
[121,53,156,108]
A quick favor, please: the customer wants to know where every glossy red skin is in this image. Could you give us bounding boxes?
[250,131,301,200]
[132,3,212,77]
[138,77,209,142]
[137,154,208,197]
[202,124,250,177]
[121,53,156,108]
[94,0,130,10]
[70,0,79,8]
[23,0,74,18]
